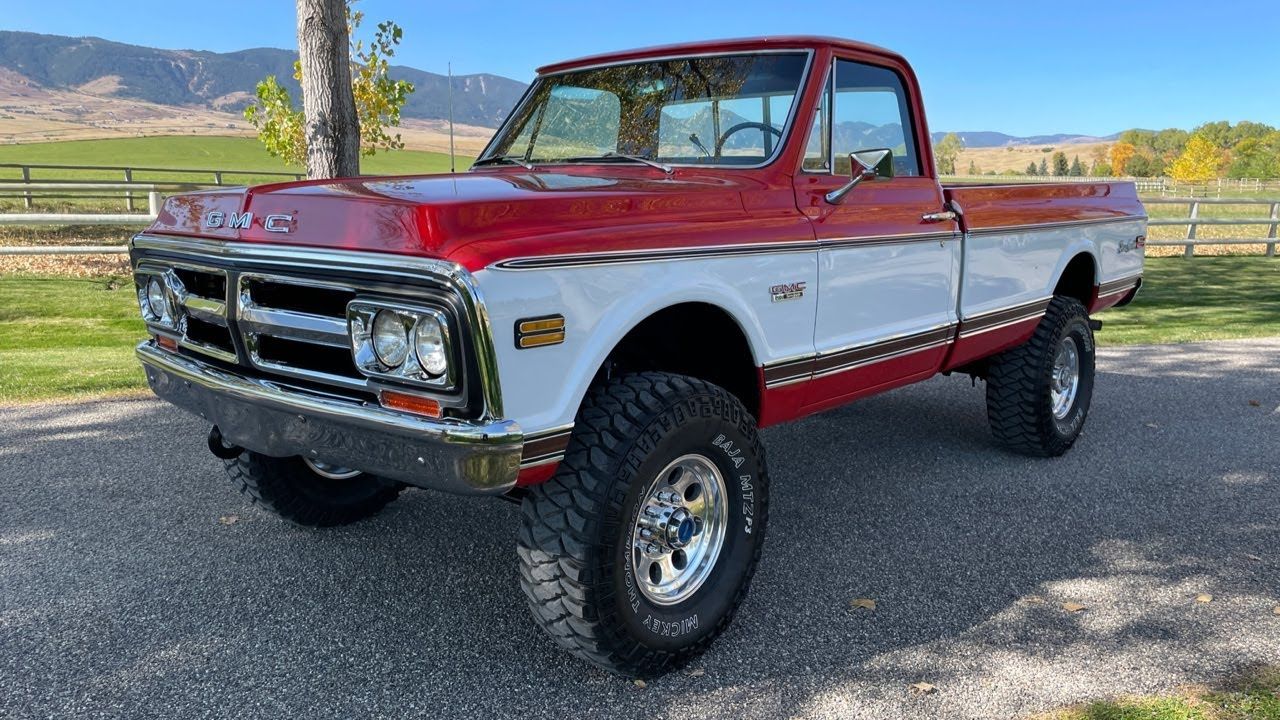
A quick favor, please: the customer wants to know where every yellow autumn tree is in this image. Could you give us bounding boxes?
[1167,134,1222,182]
[1108,142,1136,176]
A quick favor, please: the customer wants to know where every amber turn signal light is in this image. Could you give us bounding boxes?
[380,389,442,418]
[155,335,179,352]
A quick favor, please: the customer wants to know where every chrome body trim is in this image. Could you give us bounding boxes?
[491,231,955,271]
[137,342,522,494]
[761,322,957,388]
[964,215,1147,236]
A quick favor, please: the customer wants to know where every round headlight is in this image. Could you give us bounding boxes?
[413,315,447,377]
[371,310,410,368]
[146,277,168,321]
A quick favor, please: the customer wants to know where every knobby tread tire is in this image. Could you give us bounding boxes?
[517,372,769,677]
[223,452,403,527]
[985,295,1095,457]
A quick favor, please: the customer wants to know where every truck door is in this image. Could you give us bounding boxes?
[792,56,961,409]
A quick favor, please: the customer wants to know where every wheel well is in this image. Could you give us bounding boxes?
[599,303,760,417]
[1054,253,1097,306]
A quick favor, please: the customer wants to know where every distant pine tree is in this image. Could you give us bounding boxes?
[1026,161,1039,175]
[1069,156,1084,176]
[968,160,979,175]
[1038,158,1048,175]
[1052,151,1069,176]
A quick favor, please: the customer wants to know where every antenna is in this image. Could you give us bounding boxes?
[447,61,456,173]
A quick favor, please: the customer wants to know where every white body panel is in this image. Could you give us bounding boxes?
[477,251,818,433]
[959,219,1145,320]
[477,218,1144,437]
[815,238,960,354]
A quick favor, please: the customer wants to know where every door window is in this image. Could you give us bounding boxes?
[803,59,921,177]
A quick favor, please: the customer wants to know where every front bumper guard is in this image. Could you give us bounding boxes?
[137,342,523,495]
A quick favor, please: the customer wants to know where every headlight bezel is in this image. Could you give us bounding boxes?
[135,268,181,331]
[348,300,456,389]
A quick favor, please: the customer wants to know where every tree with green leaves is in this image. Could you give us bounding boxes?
[244,0,415,177]
[1069,156,1083,176]
[1038,158,1048,175]
[1227,132,1280,178]
[1026,161,1038,176]
[967,160,979,175]
[934,133,963,175]
[1051,151,1069,176]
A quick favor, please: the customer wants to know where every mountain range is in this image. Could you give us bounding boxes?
[0,30,1118,146]
[0,30,526,127]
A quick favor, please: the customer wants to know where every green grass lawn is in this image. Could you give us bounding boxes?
[0,275,146,403]
[1097,256,1280,344]
[1043,666,1280,720]
[0,257,1275,403]
[0,135,464,188]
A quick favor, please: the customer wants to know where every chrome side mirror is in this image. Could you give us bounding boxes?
[825,148,894,204]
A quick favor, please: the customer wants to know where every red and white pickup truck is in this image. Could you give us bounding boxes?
[131,36,1145,675]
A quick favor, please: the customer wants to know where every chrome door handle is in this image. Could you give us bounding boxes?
[922,211,958,223]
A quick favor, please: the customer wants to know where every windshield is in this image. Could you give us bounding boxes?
[480,52,810,167]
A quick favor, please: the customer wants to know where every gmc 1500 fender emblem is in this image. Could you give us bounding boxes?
[769,281,806,302]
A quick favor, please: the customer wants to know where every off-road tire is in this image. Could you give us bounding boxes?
[986,295,1096,456]
[223,452,403,527]
[517,372,769,677]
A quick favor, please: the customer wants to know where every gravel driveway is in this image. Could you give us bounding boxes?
[3,338,1278,719]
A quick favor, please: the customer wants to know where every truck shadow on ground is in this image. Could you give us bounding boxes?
[2,343,1277,718]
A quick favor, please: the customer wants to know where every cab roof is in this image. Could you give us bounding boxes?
[536,36,906,75]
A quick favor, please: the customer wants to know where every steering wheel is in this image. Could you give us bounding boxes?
[715,122,783,156]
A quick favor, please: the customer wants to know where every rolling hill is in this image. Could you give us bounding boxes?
[0,30,527,127]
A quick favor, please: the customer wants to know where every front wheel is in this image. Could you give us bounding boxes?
[985,295,1096,456]
[517,372,769,676]
[222,452,403,527]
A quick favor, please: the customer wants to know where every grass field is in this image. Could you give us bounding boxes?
[0,135,466,189]
[1,257,1275,403]
[0,275,145,403]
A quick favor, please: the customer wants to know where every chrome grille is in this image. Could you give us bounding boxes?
[130,234,500,421]
[135,262,236,363]
[237,274,364,389]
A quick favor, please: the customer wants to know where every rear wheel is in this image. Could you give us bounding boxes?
[222,452,403,527]
[986,295,1096,456]
[517,372,769,676]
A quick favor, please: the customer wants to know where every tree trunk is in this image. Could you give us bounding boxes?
[296,0,359,179]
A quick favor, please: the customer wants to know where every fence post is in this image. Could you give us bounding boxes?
[1184,201,1199,259]
[123,168,135,211]
[21,166,32,209]
[1267,202,1278,258]
[148,191,161,218]
[213,171,223,185]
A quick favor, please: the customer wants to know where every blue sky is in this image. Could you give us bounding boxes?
[6,0,1278,136]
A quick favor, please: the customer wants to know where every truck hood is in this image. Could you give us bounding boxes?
[147,167,760,270]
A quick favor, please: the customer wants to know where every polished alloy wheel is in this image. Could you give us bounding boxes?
[631,453,728,606]
[303,457,363,480]
[1050,336,1080,420]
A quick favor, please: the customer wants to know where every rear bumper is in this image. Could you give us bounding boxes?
[137,342,523,495]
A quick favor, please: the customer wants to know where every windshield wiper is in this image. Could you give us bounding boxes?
[472,154,534,170]
[562,152,673,175]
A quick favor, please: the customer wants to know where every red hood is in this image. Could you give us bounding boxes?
[147,166,770,271]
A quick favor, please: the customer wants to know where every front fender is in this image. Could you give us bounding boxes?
[473,251,818,433]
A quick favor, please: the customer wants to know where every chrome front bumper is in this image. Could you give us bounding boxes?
[138,342,523,494]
